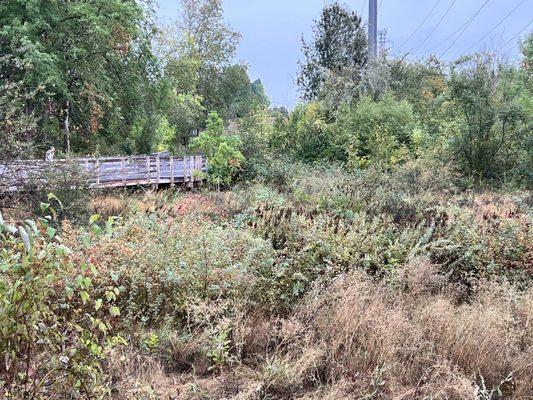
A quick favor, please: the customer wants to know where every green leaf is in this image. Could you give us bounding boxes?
[80,291,90,305]
[40,202,50,213]
[3,224,17,235]
[18,226,31,252]
[89,214,100,224]
[95,298,103,311]
[24,220,39,236]
[48,193,63,208]
[105,217,116,235]
[47,227,56,239]
[98,322,108,333]
[109,306,120,317]
[65,287,74,299]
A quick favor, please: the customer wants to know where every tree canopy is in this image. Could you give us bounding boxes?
[297,2,367,101]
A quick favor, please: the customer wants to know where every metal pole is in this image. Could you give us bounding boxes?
[368,0,378,58]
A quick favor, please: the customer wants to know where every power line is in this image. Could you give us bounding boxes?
[396,0,442,51]
[360,0,367,17]
[413,0,457,53]
[463,0,527,53]
[501,20,532,50]
[425,0,490,54]
[426,0,490,51]
[378,0,383,14]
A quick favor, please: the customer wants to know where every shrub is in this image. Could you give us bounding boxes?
[82,208,276,328]
[0,210,123,398]
[448,54,530,182]
[191,111,245,188]
[0,160,92,223]
[336,94,417,168]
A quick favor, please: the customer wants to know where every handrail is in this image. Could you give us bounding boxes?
[0,155,207,191]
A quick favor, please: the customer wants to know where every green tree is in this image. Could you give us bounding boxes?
[174,0,240,112]
[237,105,275,179]
[448,54,529,181]
[0,53,39,159]
[273,102,337,162]
[177,0,240,71]
[166,93,205,148]
[0,0,161,156]
[297,2,367,101]
[190,111,244,187]
[214,65,270,120]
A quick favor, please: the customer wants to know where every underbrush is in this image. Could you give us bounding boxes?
[1,161,531,399]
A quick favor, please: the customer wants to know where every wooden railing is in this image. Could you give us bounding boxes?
[0,155,207,191]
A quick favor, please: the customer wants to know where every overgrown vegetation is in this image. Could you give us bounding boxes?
[2,163,531,398]
[1,0,532,399]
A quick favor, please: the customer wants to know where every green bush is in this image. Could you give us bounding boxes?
[191,111,245,188]
[84,211,276,327]
[0,210,122,398]
[336,94,417,169]
[448,54,530,182]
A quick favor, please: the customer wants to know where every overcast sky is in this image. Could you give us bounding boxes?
[157,0,533,107]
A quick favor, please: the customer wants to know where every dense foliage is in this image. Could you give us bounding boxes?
[1,0,530,186]
[3,161,532,398]
[0,0,268,158]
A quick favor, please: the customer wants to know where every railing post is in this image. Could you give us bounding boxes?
[121,158,126,187]
[146,156,150,186]
[170,156,175,187]
[193,156,198,181]
[155,155,160,189]
[96,159,101,187]
[188,156,194,188]
[183,156,188,184]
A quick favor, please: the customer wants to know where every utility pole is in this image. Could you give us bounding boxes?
[368,0,378,58]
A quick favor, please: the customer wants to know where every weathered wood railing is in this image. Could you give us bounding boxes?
[0,155,207,191]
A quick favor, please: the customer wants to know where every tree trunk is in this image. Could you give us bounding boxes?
[64,100,70,156]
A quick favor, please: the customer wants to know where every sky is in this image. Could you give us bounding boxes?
[157,0,533,107]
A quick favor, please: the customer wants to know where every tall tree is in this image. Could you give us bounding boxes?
[178,0,240,71]
[0,0,159,155]
[297,2,367,101]
[174,0,240,111]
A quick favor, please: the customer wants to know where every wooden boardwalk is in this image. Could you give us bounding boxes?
[0,155,207,192]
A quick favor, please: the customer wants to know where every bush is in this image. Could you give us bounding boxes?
[448,54,530,182]
[0,210,123,398]
[336,93,417,169]
[271,102,339,162]
[0,160,92,223]
[81,206,276,328]
[191,111,245,188]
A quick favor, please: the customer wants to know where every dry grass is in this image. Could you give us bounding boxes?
[112,257,531,399]
[280,258,533,399]
[90,195,128,219]
[200,258,529,399]
[79,188,532,399]
[110,346,181,399]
